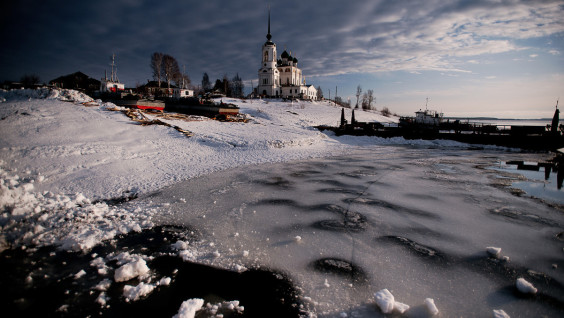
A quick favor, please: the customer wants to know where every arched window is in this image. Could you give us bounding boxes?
[264,51,268,62]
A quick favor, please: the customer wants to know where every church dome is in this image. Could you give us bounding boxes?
[293,57,298,64]
[281,50,289,59]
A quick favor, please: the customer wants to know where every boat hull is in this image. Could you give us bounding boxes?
[111,99,165,111]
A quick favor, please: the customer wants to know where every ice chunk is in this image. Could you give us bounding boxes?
[173,298,205,318]
[374,288,410,314]
[394,301,410,314]
[158,277,172,286]
[516,278,537,294]
[374,289,395,314]
[424,298,439,316]
[74,269,86,279]
[123,282,155,302]
[486,246,501,258]
[96,292,108,306]
[172,240,189,250]
[95,278,112,291]
[493,309,511,318]
[114,259,149,282]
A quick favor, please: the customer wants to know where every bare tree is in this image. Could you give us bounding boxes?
[316,86,323,100]
[174,65,190,89]
[150,52,164,87]
[367,89,374,110]
[355,85,362,109]
[20,74,40,88]
[231,73,244,98]
[174,73,190,89]
[162,54,181,89]
[361,92,369,110]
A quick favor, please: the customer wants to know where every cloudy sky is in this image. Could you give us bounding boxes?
[1,0,563,118]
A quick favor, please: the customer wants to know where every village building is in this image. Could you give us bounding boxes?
[256,12,317,100]
[50,71,100,92]
[138,81,194,98]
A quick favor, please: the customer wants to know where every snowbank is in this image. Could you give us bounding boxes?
[0,87,93,103]
[0,164,154,251]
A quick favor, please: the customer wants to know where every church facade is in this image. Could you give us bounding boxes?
[256,13,317,101]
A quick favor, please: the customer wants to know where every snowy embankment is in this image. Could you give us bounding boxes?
[0,87,399,251]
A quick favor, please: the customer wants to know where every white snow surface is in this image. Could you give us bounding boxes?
[0,88,397,200]
[0,88,397,251]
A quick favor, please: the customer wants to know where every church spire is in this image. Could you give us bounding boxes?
[266,6,272,42]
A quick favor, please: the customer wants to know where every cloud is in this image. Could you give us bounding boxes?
[529,54,538,58]
[548,49,560,55]
[1,0,563,87]
[289,0,564,78]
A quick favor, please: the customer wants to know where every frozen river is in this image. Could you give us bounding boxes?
[2,145,563,317]
[145,146,564,317]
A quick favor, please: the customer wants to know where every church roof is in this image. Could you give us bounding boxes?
[265,7,274,45]
[281,50,289,58]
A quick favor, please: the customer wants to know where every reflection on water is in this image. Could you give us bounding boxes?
[498,160,563,204]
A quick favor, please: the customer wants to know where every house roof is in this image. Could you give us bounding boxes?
[49,71,100,89]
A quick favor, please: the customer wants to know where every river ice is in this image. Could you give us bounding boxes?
[143,147,564,317]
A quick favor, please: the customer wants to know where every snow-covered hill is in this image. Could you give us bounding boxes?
[0,88,397,200]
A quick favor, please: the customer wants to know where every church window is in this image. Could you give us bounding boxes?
[286,68,290,72]
[264,51,268,62]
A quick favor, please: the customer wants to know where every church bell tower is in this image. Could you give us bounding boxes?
[258,8,279,97]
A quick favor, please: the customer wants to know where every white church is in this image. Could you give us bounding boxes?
[256,12,318,101]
